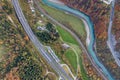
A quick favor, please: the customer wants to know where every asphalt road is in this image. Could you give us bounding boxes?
[107,0,120,67]
[12,0,73,80]
[34,0,108,80]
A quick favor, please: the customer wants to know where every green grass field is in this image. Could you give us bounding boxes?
[69,43,89,80]
[65,49,77,71]
[79,57,89,80]
[40,3,86,38]
[56,26,78,45]
[56,26,89,79]
[57,26,78,72]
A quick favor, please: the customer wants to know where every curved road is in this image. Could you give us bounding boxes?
[12,0,73,80]
[107,0,120,67]
[34,0,108,80]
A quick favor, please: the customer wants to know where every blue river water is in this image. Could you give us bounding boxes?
[42,0,114,80]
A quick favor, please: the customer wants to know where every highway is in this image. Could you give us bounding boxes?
[12,0,73,80]
[34,0,108,80]
[46,46,60,63]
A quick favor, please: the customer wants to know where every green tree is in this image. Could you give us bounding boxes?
[46,22,53,32]
[19,58,42,80]
[36,31,51,42]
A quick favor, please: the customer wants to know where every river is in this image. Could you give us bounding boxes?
[42,0,114,80]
